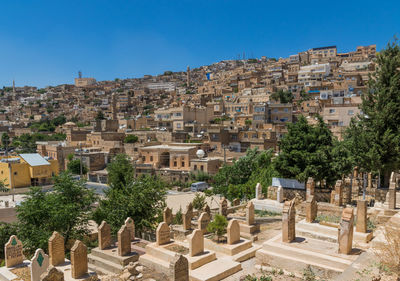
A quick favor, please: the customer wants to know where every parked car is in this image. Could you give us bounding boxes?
[190,182,209,192]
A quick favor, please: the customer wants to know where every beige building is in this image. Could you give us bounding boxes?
[75,78,96,87]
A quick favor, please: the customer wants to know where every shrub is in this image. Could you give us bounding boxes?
[173,207,183,225]
[207,214,228,242]
[192,193,206,210]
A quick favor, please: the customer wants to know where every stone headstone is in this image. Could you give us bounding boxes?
[163,207,173,225]
[282,200,296,243]
[305,195,317,223]
[98,221,112,250]
[40,266,64,281]
[70,240,88,279]
[227,219,240,245]
[30,248,49,281]
[277,186,284,203]
[232,198,240,206]
[388,172,396,210]
[198,212,210,234]
[219,197,228,217]
[367,173,372,190]
[203,204,211,216]
[118,225,131,256]
[255,183,262,199]
[330,191,335,204]
[124,217,135,241]
[5,235,24,268]
[246,201,255,225]
[169,254,189,281]
[188,229,204,257]
[338,208,354,255]
[156,222,171,246]
[334,180,343,206]
[183,206,193,231]
[48,231,65,266]
[306,177,315,200]
[356,200,367,233]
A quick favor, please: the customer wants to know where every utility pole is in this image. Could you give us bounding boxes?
[79,143,83,177]
[363,173,367,200]
[223,145,226,164]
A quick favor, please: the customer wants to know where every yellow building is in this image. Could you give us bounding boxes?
[0,154,59,188]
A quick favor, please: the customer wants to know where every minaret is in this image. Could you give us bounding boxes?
[12,80,15,93]
[187,66,191,87]
[112,93,117,120]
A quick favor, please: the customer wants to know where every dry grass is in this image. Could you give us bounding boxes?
[374,223,400,277]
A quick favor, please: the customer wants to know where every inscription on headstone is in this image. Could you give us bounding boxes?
[219,197,228,217]
[156,222,171,246]
[198,212,210,234]
[163,207,173,225]
[70,240,88,279]
[227,219,240,245]
[5,235,24,268]
[169,254,189,281]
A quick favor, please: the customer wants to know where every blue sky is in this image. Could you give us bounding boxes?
[1,0,399,88]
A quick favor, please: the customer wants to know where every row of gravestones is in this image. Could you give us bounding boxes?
[282,196,368,254]
[163,201,256,231]
[5,232,89,281]
[98,217,135,256]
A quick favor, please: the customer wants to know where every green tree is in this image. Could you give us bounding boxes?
[207,214,228,242]
[93,175,167,234]
[271,90,294,104]
[1,133,10,150]
[67,159,88,175]
[95,110,105,121]
[345,40,400,186]
[192,193,206,210]
[124,135,138,144]
[107,154,134,190]
[274,115,338,186]
[16,173,96,254]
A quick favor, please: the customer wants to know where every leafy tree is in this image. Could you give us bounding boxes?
[11,133,66,153]
[95,110,105,121]
[1,133,10,150]
[173,207,183,225]
[0,223,19,259]
[107,154,134,190]
[245,119,252,126]
[124,135,138,144]
[213,149,276,200]
[190,171,212,182]
[16,173,96,254]
[274,115,343,187]
[67,159,88,175]
[345,40,400,186]
[93,175,167,234]
[192,193,206,210]
[207,214,228,242]
[271,90,294,104]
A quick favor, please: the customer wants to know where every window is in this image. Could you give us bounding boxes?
[244,133,248,138]
[150,156,153,161]
[194,165,197,170]
[181,161,185,167]
[329,109,336,114]
[348,110,354,116]
[14,172,17,175]
[200,165,204,171]
[284,108,289,113]
[252,134,257,138]
[174,162,177,167]
[142,156,145,162]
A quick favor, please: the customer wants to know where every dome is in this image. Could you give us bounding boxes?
[196,149,205,159]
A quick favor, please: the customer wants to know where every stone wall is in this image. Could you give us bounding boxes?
[268,186,331,202]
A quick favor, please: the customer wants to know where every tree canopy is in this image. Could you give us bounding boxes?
[67,159,88,175]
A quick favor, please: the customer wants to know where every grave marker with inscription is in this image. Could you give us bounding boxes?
[246,201,255,225]
[98,221,112,250]
[334,180,343,206]
[227,219,240,245]
[306,195,317,223]
[70,240,88,279]
[30,248,49,281]
[282,200,296,243]
[124,217,135,241]
[219,197,228,217]
[5,235,24,268]
[118,225,131,256]
[169,254,189,281]
[306,177,315,200]
[163,207,173,225]
[338,208,354,255]
[156,222,171,246]
[198,212,210,234]
[188,229,204,257]
[48,231,65,266]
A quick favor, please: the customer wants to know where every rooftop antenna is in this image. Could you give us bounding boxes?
[78,71,82,79]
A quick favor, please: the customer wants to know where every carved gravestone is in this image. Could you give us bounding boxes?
[334,180,343,206]
[70,240,88,279]
[198,212,210,234]
[118,225,131,256]
[98,221,112,250]
[156,222,171,246]
[330,190,335,204]
[338,208,354,255]
[203,204,211,216]
[246,201,255,225]
[368,173,372,190]
[232,198,240,206]
[305,195,317,223]
[125,217,135,241]
[306,177,315,200]
[255,183,262,199]
[5,235,24,268]
[163,207,173,225]
[277,186,283,203]
[188,229,203,257]
[30,248,49,281]
[388,172,396,210]
[48,231,65,266]
[40,266,64,281]
[183,204,193,231]
[219,197,228,217]
[356,200,367,233]
[227,219,240,245]
[282,200,296,243]
[170,254,189,281]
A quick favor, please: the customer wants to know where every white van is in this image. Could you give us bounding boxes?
[190,182,209,192]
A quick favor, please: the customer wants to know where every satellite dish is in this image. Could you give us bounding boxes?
[196,149,205,159]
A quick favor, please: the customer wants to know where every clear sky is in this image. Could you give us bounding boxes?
[1,0,399,88]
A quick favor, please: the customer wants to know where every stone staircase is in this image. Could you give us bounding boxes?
[88,247,139,275]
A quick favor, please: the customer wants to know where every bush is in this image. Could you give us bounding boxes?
[207,214,227,242]
[124,135,138,144]
[173,207,183,225]
[192,193,206,210]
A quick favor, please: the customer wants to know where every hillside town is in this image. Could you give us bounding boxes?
[0,40,400,281]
